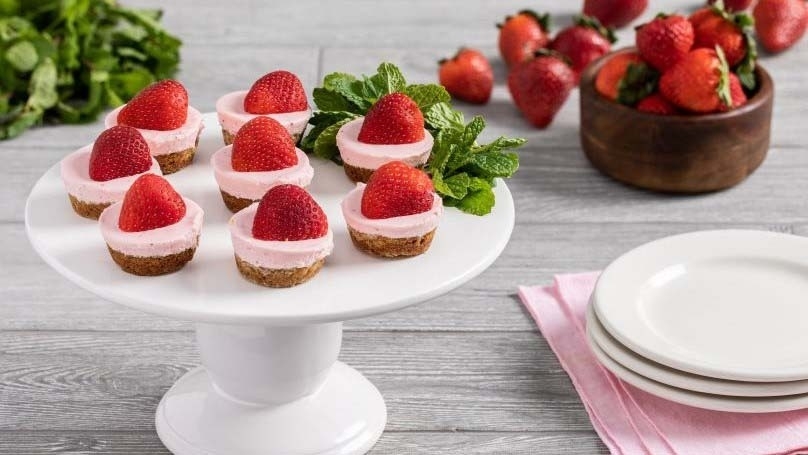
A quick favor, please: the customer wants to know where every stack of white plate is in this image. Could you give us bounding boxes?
[587,230,808,413]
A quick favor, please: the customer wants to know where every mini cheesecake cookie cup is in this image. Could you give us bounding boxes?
[216,90,311,146]
[105,106,205,174]
[336,117,433,183]
[341,183,443,258]
[99,198,204,276]
[60,145,162,220]
[228,203,333,288]
[210,146,314,213]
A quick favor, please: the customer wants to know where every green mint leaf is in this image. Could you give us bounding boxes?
[440,172,471,200]
[313,118,352,163]
[301,111,358,152]
[454,184,496,216]
[424,102,465,132]
[462,115,485,147]
[365,62,407,97]
[324,73,370,112]
[403,83,451,113]
[312,87,351,112]
[26,58,57,111]
[472,136,527,154]
[464,151,520,179]
[5,40,38,72]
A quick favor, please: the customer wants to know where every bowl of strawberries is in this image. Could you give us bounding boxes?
[579,5,774,193]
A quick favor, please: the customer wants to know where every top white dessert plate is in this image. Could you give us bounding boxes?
[593,230,808,382]
[25,113,515,326]
[586,302,808,397]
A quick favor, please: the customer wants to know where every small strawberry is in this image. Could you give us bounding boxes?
[709,0,754,12]
[118,174,186,232]
[358,93,425,145]
[550,15,616,79]
[252,185,328,241]
[361,161,434,219]
[438,48,494,104]
[243,70,308,114]
[636,93,679,114]
[231,117,298,172]
[689,6,752,67]
[754,0,808,53]
[583,0,648,28]
[497,10,551,67]
[720,73,749,111]
[89,126,153,182]
[659,47,733,113]
[118,80,188,131]
[508,54,576,128]
[595,52,644,101]
[636,14,695,71]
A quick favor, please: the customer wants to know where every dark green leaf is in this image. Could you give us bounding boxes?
[617,62,660,106]
[312,87,351,112]
[403,83,450,112]
[424,102,465,132]
[313,118,352,163]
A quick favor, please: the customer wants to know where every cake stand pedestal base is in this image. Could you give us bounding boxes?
[155,322,386,455]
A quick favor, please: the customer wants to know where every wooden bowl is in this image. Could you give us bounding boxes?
[579,48,774,193]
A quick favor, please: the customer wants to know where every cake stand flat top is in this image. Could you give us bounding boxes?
[25,114,515,326]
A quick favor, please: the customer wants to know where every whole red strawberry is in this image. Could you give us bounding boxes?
[636,14,695,71]
[118,174,186,232]
[508,54,576,128]
[438,48,494,104]
[595,52,643,101]
[497,11,551,67]
[243,70,308,114]
[689,7,750,67]
[550,16,615,79]
[361,161,434,219]
[754,0,808,53]
[720,73,749,111]
[709,0,754,12]
[583,0,648,28]
[89,126,152,182]
[636,93,679,114]
[118,80,188,131]
[252,185,328,241]
[659,48,733,113]
[358,93,425,144]
[231,117,298,172]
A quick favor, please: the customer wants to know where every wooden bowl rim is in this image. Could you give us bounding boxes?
[579,47,774,122]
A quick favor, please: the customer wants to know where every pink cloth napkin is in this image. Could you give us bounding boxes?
[518,272,808,455]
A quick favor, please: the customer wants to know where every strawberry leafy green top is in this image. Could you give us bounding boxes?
[302,62,525,216]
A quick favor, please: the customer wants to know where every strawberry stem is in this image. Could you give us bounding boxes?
[715,46,733,108]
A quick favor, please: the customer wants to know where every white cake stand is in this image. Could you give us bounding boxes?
[25,114,515,455]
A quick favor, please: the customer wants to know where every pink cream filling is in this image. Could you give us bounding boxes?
[215,90,311,137]
[210,146,314,200]
[60,145,162,204]
[336,117,433,170]
[104,106,204,156]
[228,203,334,269]
[341,183,443,239]
[99,197,204,258]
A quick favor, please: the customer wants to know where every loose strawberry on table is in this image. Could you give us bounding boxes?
[438,48,493,104]
[754,0,808,53]
[497,10,551,67]
[508,53,576,128]
[550,15,616,80]
[583,0,648,28]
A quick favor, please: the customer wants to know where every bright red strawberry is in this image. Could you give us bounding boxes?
[550,16,615,79]
[583,0,648,28]
[636,93,679,114]
[709,0,754,11]
[595,52,643,101]
[438,48,494,104]
[252,185,328,241]
[118,174,186,232]
[636,14,695,71]
[659,48,733,113]
[243,70,308,114]
[231,117,298,172]
[361,161,434,219]
[754,0,808,53]
[689,7,750,67]
[720,73,748,111]
[89,126,152,182]
[118,80,188,131]
[508,54,576,128]
[497,11,551,67]
[358,93,425,144]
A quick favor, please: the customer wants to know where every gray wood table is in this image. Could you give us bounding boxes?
[3,1,807,453]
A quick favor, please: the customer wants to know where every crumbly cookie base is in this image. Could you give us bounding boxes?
[235,255,325,288]
[343,163,376,183]
[220,190,256,213]
[347,227,436,258]
[68,194,111,220]
[155,146,196,174]
[107,245,197,276]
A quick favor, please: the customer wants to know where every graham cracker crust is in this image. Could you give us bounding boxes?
[343,163,375,183]
[107,245,198,276]
[222,128,303,146]
[68,194,111,220]
[220,190,256,213]
[348,227,436,258]
[235,255,325,288]
[155,147,196,174]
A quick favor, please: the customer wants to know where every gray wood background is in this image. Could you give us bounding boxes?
[3,0,807,453]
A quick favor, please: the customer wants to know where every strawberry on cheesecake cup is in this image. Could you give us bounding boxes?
[99,174,203,276]
[105,80,204,175]
[212,117,314,213]
[61,126,161,220]
[337,92,433,183]
[341,161,442,258]
[216,70,312,145]
[229,185,333,288]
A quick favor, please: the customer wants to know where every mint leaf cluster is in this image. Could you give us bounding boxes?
[301,63,450,163]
